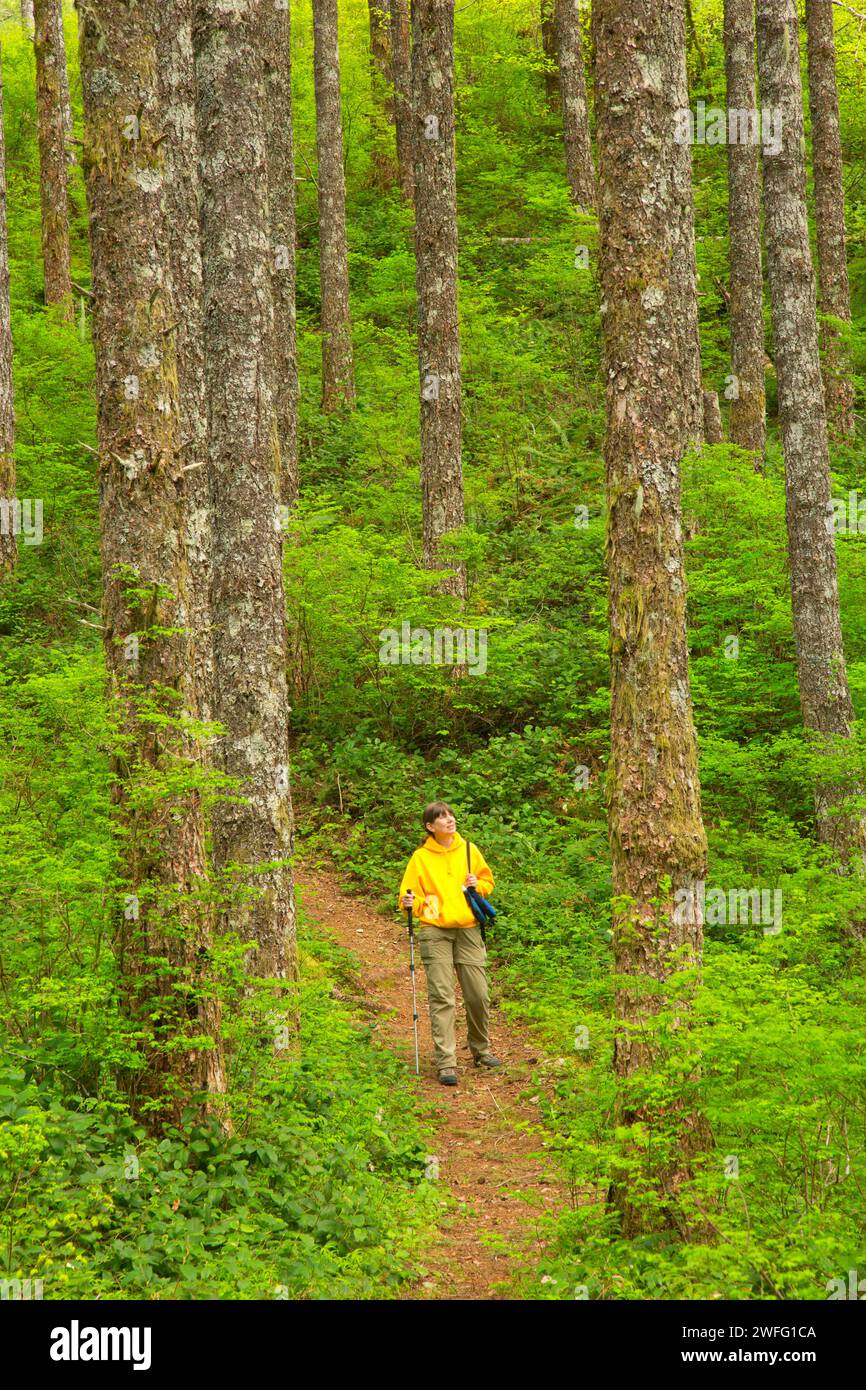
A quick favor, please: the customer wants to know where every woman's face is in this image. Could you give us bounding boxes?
[429,809,457,837]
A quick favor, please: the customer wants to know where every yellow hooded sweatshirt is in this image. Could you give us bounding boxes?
[398,832,494,928]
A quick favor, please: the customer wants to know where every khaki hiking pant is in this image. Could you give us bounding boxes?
[416,924,490,1072]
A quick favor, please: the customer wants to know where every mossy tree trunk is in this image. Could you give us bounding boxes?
[724,0,766,460]
[193,0,298,990]
[34,0,72,318]
[757,0,866,866]
[262,0,300,508]
[313,0,355,410]
[79,0,226,1121]
[806,0,855,444]
[557,0,594,208]
[52,0,73,160]
[368,0,392,109]
[390,0,414,203]
[158,1,214,739]
[703,387,723,443]
[540,0,559,107]
[412,0,466,600]
[593,0,711,1238]
[674,17,704,445]
[0,46,15,583]
[20,1,34,35]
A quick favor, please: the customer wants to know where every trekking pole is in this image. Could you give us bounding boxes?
[406,904,420,1076]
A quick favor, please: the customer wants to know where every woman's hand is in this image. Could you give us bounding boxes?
[464,874,478,888]
[401,891,415,910]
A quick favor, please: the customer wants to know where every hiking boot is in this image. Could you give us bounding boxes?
[438,1069,458,1086]
[473,1054,502,1069]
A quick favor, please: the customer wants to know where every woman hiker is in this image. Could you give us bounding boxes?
[398,802,502,1085]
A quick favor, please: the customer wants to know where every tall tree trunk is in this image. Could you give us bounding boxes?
[540,0,560,106]
[724,0,766,459]
[368,0,392,98]
[806,0,855,444]
[556,0,595,208]
[193,0,298,987]
[593,0,711,1238]
[703,387,723,443]
[673,16,704,445]
[79,0,226,1120]
[0,47,16,583]
[412,0,465,599]
[51,1,73,160]
[158,1,214,740]
[262,0,300,509]
[757,0,866,866]
[312,0,355,410]
[685,0,707,76]
[33,0,72,318]
[20,1,34,34]
[390,0,414,203]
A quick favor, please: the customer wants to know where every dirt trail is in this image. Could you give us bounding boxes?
[297,866,567,1300]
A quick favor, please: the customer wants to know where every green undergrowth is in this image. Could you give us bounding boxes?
[0,904,440,1299]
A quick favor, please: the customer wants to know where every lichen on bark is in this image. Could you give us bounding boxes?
[594,0,711,1237]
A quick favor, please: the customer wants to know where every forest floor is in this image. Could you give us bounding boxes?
[298,866,570,1300]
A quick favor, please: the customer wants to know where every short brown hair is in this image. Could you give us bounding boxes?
[422,801,455,837]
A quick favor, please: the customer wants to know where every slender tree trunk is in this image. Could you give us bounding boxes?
[158,2,214,740]
[557,0,595,208]
[79,0,226,1120]
[703,387,723,443]
[593,0,711,1238]
[33,0,72,318]
[312,0,355,410]
[540,0,559,106]
[685,0,707,76]
[369,0,392,97]
[52,1,73,160]
[412,0,465,599]
[0,47,16,583]
[390,0,414,203]
[20,1,34,34]
[757,0,866,866]
[672,16,704,445]
[806,0,855,444]
[262,0,300,508]
[724,0,766,459]
[193,0,298,987]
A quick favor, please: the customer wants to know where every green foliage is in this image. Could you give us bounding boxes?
[3,0,866,1301]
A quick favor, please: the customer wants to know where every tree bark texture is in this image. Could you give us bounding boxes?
[390,0,414,203]
[34,0,72,317]
[193,0,298,986]
[262,0,300,507]
[412,0,466,599]
[806,0,855,443]
[703,387,723,443]
[79,0,226,1118]
[593,0,711,1236]
[157,0,214,735]
[671,6,704,444]
[724,0,766,458]
[757,0,865,865]
[556,0,595,208]
[0,46,16,582]
[369,0,392,105]
[313,0,355,410]
[53,1,73,158]
[540,0,560,106]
